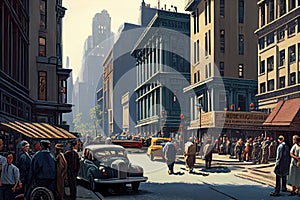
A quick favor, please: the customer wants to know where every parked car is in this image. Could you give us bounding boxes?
[77,144,148,191]
[111,135,143,148]
[146,137,172,161]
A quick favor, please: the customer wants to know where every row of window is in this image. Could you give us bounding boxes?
[259,18,300,50]
[1,94,30,120]
[260,71,299,93]
[260,0,300,27]
[259,44,300,74]
[193,62,243,84]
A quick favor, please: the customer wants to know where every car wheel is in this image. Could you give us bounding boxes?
[30,187,54,200]
[89,174,96,191]
[131,182,140,192]
[150,152,154,161]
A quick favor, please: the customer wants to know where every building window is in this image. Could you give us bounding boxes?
[267,56,274,71]
[40,0,46,29]
[208,0,211,23]
[238,64,244,78]
[290,72,296,85]
[193,42,197,64]
[208,30,211,55]
[220,0,225,17]
[205,1,208,25]
[259,37,265,50]
[260,82,266,93]
[269,0,274,22]
[266,32,274,46]
[38,71,47,100]
[260,60,265,74]
[238,0,244,23]
[238,94,246,111]
[279,49,285,66]
[261,3,265,26]
[238,34,244,55]
[279,76,285,88]
[267,79,274,91]
[288,0,296,11]
[280,0,286,16]
[288,21,296,36]
[205,32,208,56]
[220,62,224,76]
[277,26,285,40]
[298,17,300,32]
[220,29,225,53]
[39,37,46,56]
[289,45,296,63]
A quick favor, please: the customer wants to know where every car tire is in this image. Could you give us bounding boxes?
[150,152,154,161]
[30,187,54,200]
[131,182,140,192]
[89,174,96,191]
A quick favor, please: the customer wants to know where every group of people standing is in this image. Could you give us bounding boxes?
[270,135,300,197]
[0,138,80,200]
[162,137,214,175]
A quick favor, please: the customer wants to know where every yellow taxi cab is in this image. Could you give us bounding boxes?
[146,137,172,161]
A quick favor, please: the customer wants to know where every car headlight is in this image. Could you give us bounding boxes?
[99,166,107,175]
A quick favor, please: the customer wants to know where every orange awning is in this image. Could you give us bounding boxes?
[0,121,76,139]
[263,98,300,126]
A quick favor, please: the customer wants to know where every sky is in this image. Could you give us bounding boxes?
[62,0,186,81]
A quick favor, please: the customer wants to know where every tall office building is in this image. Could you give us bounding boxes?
[256,1,300,135]
[184,0,267,139]
[73,10,113,132]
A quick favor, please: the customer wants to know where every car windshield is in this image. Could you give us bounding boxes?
[94,149,126,160]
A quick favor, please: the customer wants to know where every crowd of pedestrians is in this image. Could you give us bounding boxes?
[0,138,80,200]
[214,135,277,164]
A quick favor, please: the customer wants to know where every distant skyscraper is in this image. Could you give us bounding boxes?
[73,10,113,132]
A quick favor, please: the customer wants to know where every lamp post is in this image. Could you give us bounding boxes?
[195,103,203,152]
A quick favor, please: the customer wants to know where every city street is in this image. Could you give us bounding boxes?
[77,151,299,200]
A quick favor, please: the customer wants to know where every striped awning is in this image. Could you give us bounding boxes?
[0,121,76,139]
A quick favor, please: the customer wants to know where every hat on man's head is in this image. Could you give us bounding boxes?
[278,135,284,141]
[55,143,63,149]
[40,140,51,148]
[20,140,29,147]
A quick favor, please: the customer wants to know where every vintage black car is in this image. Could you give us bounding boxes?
[77,144,148,191]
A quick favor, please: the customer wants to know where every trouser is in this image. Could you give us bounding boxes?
[67,171,78,199]
[167,162,175,172]
[2,184,14,200]
[275,175,287,193]
[205,159,212,169]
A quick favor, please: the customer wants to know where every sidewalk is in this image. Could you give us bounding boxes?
[177,153,283,189]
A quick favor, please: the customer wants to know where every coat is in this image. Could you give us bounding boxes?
[163,142,176,165]
[16,151,31,185]
[274,142,290,176]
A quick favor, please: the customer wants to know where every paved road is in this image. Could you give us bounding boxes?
[99,153,298,200]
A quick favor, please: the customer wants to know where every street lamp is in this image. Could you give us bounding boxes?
[195,103,203,151]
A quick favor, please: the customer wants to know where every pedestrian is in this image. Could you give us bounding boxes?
[261,137,270,164]
[270,135,291,196]
[0,152,20,200]
[64,141,80,200]
[184,137,197,173]
[55,143,68,200]
[203,138,214,169]
[16,140,31,195]
[26,140,57,199]
[163,138,177,175]
[235,138,243,161]
[287,136,300,196]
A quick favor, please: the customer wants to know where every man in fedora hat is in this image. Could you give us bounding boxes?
[270,135,291,196]
[26,140,57,199]
[16,140,31,194]
[55,143,67,200]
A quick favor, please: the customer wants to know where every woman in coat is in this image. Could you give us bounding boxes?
[55,144,68,200]
[287,136,300,196]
